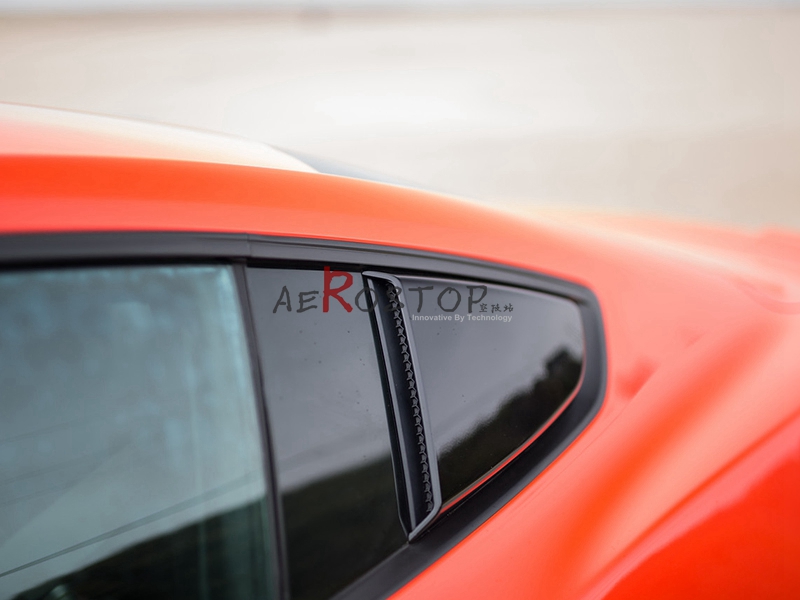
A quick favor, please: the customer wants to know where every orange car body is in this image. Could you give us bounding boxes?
[2,105,800,599]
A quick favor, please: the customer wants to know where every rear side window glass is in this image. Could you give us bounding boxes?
[247,269,405,600]
[0,266,273,600]
[397,276,584,504]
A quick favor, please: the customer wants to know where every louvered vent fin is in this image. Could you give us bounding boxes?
[364,273,441,539]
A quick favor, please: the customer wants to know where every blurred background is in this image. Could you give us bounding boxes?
[1,0,798,228]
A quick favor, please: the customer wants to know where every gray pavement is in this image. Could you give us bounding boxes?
[1,9,799,229]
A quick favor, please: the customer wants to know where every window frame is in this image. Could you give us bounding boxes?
[0,231,607,600]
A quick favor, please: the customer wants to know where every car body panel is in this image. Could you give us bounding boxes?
[2,108,800,599]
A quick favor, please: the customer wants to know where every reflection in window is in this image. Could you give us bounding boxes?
[0,266,273,600]
[398,276,584,504]
[247,269,405,600]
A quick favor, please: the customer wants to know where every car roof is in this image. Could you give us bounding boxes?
[1,102,797,283]
[0,153,537,264]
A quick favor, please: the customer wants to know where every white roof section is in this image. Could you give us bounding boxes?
[0,103,316,173]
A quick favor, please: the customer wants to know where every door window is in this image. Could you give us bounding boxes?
[0,266,273,600]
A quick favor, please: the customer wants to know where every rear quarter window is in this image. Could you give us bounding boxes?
[394,276,584,505]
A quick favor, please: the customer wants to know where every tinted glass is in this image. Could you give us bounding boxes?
[247,269,404,600]
[398,276,584,504]
[0,266,273,600]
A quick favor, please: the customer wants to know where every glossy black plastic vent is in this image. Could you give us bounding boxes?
[366,273,441,539]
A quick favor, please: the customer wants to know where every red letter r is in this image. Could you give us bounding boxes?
[323,266,353,313]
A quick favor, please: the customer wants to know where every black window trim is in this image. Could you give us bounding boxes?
[0,231,607,600]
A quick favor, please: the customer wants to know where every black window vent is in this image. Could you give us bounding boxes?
[365,273,442,539]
